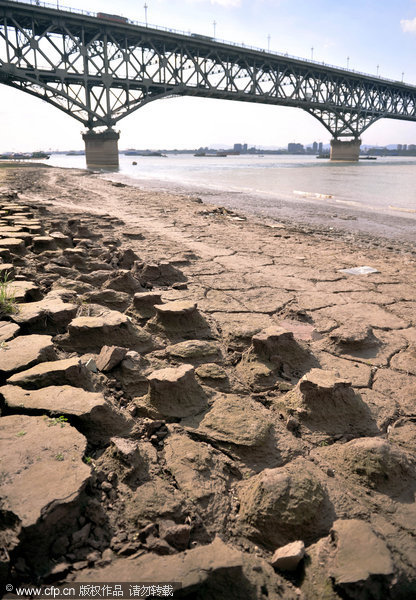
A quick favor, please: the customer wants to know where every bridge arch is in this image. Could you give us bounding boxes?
[1,0,415,165]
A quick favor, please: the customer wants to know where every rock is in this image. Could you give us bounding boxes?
[32,236,57,253]
[105,270,143,294]
[0,334,57,379]
[78,270,113,286]
[135,261,186,286]
[238,459,327,547]
[0,320,20,342]
[11,290,78,334]
[315,437,414,496]
[158,521,191,550]
[124,477,186,527]
[63,247,88,267]
[0,414,90,573]
[59,310,156,353]
[163,430,234,526]
[187,394,272,447]
[0,384,131,442]
[0,263,15,279]
[8,280,42,302]
[132,292,162,318]
[135,364,207,419]
[82,289,131,312]
[166,339,221,362]
[117,248,139,269]
[96,345,127,372]
[329,519,393,594]
[195,362,227,380]
[0,237,26,255]
[113,351,149,398]
[110,436,140,463]
[7,357,94,391]
[148,300,210,338]
[271,540,306,571]
[236,327,316,391]
[329,322,377,347]
[49,231,72,248]
[279,369,378,438]
[72,536,299,600]
[252,326,310,364]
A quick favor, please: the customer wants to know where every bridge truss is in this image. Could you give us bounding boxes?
[1,0,416,138]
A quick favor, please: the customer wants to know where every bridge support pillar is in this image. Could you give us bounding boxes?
[82,129,120,169]
[330,138,361,162]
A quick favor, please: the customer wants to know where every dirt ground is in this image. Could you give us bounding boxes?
[1,165,416,599]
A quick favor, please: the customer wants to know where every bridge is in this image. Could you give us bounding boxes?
[1,0,416,167]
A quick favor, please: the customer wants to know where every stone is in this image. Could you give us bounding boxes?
[252,326,307,362]
[195,363,227,380]
[0,237,26,255]
[271,540,305,571]
[82,289,131,311]
[163,431,234,526]
[8,280,42,302]
[7,357,94,391]
[78,270,113,286]
[96,345,127,372]
[329,519,393,592]
[148,300,210,337]
[49,231,72,248]
[32,236,58,253]
[0,334,56,379]
[11,290,78,334]
[158,521,191,550]
[0,231,33,245]
[60,310,156,353]
[0,263,15,279]
[105,270,143,294]
[165,339,221,362]
[238,460,327,547]
[72,536,299,600]
[188,394,272,447]
[0,414,90,572]
[132,292,162,318]
[279,369,377,437]
[316,437,414,496]
[136,364,207,419]
[62,247,88,268]
[0,320,20,342]
[117,248,139,269]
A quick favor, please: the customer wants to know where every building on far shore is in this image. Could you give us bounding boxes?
[288,142,305,154]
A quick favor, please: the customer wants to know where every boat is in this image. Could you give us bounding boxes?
[359,156,377,160]
[124,151,166,157]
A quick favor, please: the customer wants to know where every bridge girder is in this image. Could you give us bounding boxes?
[1,0,416,137]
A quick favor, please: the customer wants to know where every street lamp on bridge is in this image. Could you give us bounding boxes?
[144,3,148,27]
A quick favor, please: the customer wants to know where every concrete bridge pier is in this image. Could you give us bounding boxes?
[82,129,120,169]
[330,138,361,162]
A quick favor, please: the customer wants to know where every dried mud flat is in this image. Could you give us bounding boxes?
[0,165,416,600]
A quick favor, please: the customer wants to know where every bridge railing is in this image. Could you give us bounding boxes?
[10,0,416,89]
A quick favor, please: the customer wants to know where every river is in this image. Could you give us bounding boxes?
[46,152,416,241]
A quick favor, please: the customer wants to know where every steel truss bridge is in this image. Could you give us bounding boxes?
[1,0,416,140]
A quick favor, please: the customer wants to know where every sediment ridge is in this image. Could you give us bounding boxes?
[0,166,415,599]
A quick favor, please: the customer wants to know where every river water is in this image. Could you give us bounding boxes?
[46,152,416,240]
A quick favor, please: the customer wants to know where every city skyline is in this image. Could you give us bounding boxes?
[1,0,416,152]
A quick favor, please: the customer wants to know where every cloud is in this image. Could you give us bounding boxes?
[400,17,416,32]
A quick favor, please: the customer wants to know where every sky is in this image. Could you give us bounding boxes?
[1,0,416,151]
